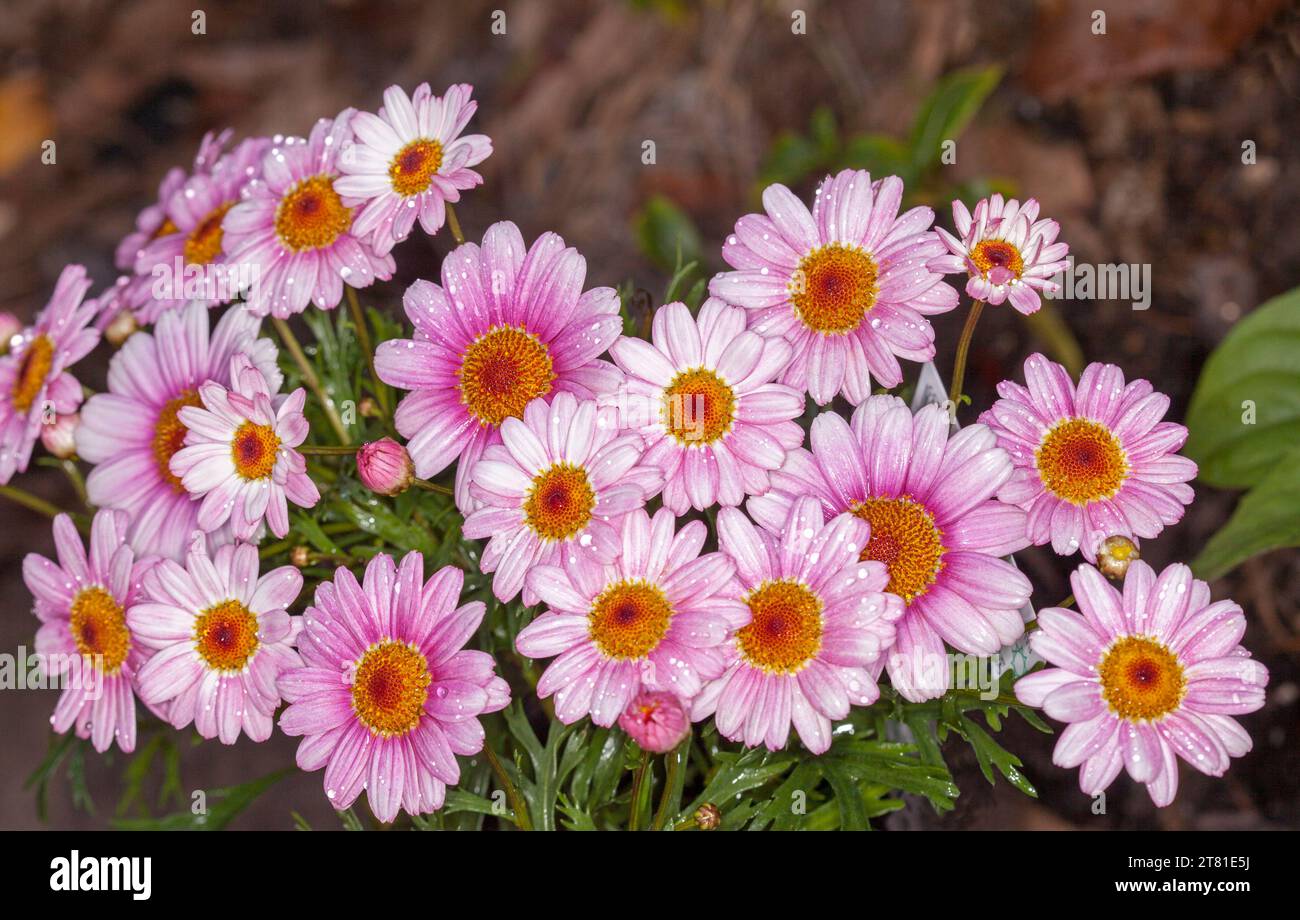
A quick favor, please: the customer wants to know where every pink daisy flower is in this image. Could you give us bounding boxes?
[692,497,905,754]
[1015,561,1268,807]
[222,110,395,318]
[129,540,303,744]
[748,395,1032,702]
[78,302,282,559]
[980,353,1196,562]
[170,353,319,540]
[709,169,958,404]
[0,265,98,484]
[516,508,740,726]
[129,136,270,321]
[336,83,492,255]
[375,221,624,510]
[609,298,804,513]
[278,553,510,824]
[462,392,663,605]
[929,195,1070,314]
[24,511,153,753]
[114,129,232,276]
[618,690,691,753]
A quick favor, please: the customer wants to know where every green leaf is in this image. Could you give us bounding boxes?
[110,769,289,830]
[819,758,870,830]
[840,133,910,182]
[1186,286,1300,488]
[907,65,1002,176]
[956,715,1037,797]
[633,195,703,274]
[1193,445,1300,579]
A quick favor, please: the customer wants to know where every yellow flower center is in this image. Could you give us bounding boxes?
[588,580,674,660]
[1036,418,1128,505]
[970,239,1025,279]
[193,599,260,672]
[1098,635,1186,722]
[523,462,595,542]
[388,139,444,197]
[736,580,823,673]
[69,586,131,675]
[11,334,54,413]
[153,389,202,492]
[852,496,946,604]
[351,640,431,737]
[790,243,879,334]
[458,325,556,427]
[231,421,280,480]
[274,175,352,251]
[183,201,234,265]
[661,368,735,445]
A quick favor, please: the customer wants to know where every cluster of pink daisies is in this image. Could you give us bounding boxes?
[6,82,1266,825]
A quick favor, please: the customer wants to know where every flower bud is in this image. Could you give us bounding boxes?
[617,690,690,753]
[1098,535,1140,581]
[105,309,140,347]
[290,545,312,568]
[693,803,721,831]
[41,412,79,459]
[357,396,379,418]
[0,312,22,354]
[357,438,415,496]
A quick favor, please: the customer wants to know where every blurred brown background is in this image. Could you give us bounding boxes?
[0,0,1297,830]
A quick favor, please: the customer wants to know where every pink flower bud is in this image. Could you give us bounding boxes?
[357,438,415,496]
[41,412,79,459]
[618,690,690,753]
[0,312,22,354]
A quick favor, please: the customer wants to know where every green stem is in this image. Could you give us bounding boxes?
[652,742,687,831]
[482,739,532,831]
[948,299,986,409]
[411,479,453,496]
[299,444,358,456]
[0,484,66,519]
[272,317,350,445]
[345,287,389,419]
[61,460,89,508]
[628,749,653,831]
[445,202,467,246]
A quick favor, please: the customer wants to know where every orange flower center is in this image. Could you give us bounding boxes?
[69,586,131,675]
[351,640,431,737]
[970,239,1025,279]
[388,139,444,197]
[852,496,945,603]
[152,217,180,240]
[588,580,674,660]
[524,462,595,542]
[183,201,234,265]
[1036,418,1128,505]
[790,243,879,334]
[231,421,280,480]
[274,175,352,251]
[1098,635,1186,722]
[193,599,260,672]
[11,334,54,413]
[459,325,556,427]
[153,389,202,492]
[662,368,735,445]
[736,580,823,673]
